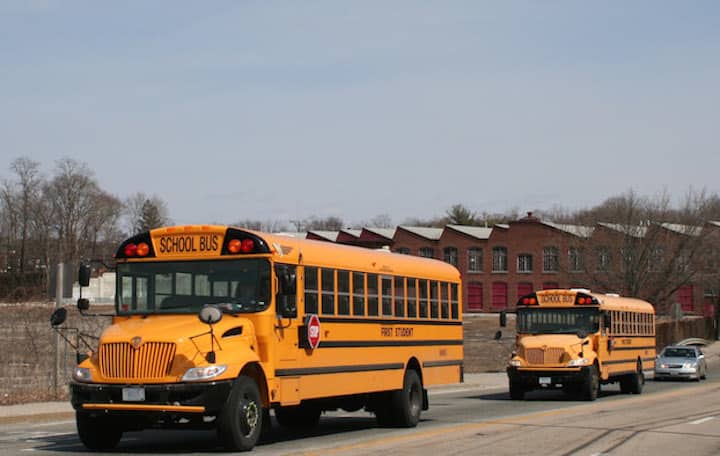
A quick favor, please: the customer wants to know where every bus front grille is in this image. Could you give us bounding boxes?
[525,348,565,365]
[99,342,176,380]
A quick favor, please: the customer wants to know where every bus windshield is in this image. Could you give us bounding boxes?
[517,307,599,335]
[116,259,271,315]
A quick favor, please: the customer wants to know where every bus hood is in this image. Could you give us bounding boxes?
[100,314,255,345]
[516,334,591,367]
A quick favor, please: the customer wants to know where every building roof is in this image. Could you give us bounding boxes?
[307,230,339,242]
[709,221,720,228]
[362,227,396,240]
[446,224,492,240]
[340,229,362,238]
[542,221,594,238]
[397,226,443,240]
[597,222,648,238]
[660,223,702,236]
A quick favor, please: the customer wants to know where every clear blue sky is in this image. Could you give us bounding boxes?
[2,1,718,226]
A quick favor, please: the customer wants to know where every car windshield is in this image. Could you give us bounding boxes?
[116,259,271,315]
[517,307,599,335]
[661,348,697,358]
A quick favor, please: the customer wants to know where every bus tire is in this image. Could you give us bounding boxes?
[275,404,321,430]
[390,369,423,427]
[76,412,123,450]
[620,361,644,394]
[509,381,525,400]
[217,376,263,451]
[582,365,600,401]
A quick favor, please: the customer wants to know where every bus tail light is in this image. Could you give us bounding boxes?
[221,228,271,255]
[575,293,599,305]
[116,234,156,259]
[518,293,538,306]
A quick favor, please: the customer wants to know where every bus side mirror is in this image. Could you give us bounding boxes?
[78,264,91,287]
[499,311,507,327]
[50,307,67,327]
[77,298,90,312]
[279,297,297,319]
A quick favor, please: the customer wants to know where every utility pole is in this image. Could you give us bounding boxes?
[54,263,63,396]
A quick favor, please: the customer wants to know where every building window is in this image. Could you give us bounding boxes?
[649,247,664,272]
[517,282,533,299]
[443,247,458,266]
[468,248,483,272]
[543,246,559,272]
[396,247,410,255]
[419,247,434,258]
[596,246,610,271]
[568,247,583,272]
[517,254,533,273]
[492,247,508,272]
[678,285,694,312]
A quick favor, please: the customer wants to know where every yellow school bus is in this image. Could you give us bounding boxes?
[502,289,655,401]
[58,225,463,451]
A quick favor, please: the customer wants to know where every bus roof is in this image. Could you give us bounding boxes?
[522,289,655,313]
[122,225,461,283]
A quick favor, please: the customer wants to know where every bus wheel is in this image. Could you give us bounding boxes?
[390,369,423,427]
[275,404,321,430]
[620,361,644,394]
[509,381,525,400]
[76,412,123,450]
[582,365,600,401]
[217,376,263,451]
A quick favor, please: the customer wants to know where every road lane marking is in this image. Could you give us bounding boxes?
[690,416,715,425]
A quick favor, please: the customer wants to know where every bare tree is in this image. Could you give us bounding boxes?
[124,192,171,234]
[577,189,711,313]
[290,216,344,232]
[2,157,42,272]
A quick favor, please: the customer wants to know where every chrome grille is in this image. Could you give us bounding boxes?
[525,348,565,365]
[99,342,176,379]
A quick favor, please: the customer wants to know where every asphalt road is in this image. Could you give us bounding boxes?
[1,368,719,456]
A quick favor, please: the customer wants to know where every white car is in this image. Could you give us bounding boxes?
[654,345,707,381]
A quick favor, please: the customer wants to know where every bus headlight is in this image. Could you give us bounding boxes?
[508,358,523,367]
[567,358,590,367]
[182,365,227,381]
[73,367,92,382]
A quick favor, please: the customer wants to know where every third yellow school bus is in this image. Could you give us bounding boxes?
[505,288,655,401]
[65,225,463,451]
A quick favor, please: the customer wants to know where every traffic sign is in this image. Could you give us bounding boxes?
[306,314,321,349]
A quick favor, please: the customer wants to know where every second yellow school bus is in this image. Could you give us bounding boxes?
[65,225,463,451]
[504,289,655,401]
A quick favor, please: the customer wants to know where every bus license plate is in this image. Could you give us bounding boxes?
[539,377,551,385]
[122,387,145,402]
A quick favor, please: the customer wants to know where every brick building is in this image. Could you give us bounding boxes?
[302,213,718,316]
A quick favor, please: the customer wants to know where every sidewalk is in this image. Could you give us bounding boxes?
[3,341,719,424]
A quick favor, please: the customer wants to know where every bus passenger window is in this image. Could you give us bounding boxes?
[407,278,418,318]
[450,283,459,319]
[367,274,379,316]
[381,276,393,316]
[337,270,350,315]
[419,280,429,318]
[321,268,335,315]
[441,282,449,319]
[430,281,439,319]
[305,267,318,314]
[395,277,406,317]
[352,272,365,316]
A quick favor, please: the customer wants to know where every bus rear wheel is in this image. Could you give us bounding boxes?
[76,412,123,450]
[376,369,423,427]
[217,376,263,451]
[620,361,644,394]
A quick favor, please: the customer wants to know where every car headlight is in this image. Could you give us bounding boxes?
[683,363,697,370]
[73,367,92,382]
[568,358,590,367]
[182,364,227,382]
[658,363,668,369]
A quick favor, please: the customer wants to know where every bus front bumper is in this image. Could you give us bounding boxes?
[507,366,587,389]
[70,380,234,416]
